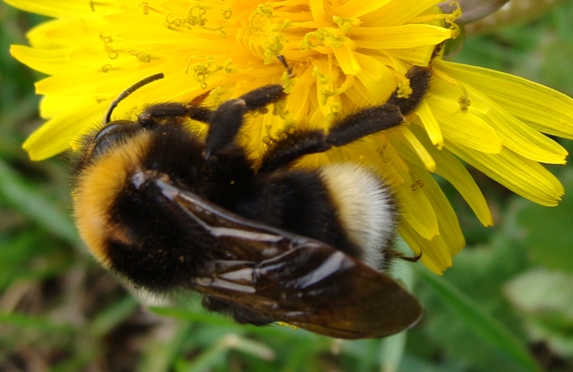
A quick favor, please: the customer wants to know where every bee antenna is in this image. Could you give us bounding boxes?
[104,73,165,124]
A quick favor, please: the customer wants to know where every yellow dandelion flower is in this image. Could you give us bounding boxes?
[6,0,573,274]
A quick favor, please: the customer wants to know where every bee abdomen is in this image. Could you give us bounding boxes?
[319,164,398,270]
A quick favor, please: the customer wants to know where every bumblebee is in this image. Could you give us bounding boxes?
[71,65,431,339]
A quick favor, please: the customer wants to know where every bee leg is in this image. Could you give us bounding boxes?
[239,84,286,111]
[326,66,431,147]
[137,103,213,127]
[259,130,330,173]
[204,84,286,160]
[386,66,432,118]
[387,250,422,262]
[324,102,405,147]
[259,66,431,172]
[258,99,404,172]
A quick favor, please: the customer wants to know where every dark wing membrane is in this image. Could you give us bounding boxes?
[192,246,422,339]
[151,175,423,339]
[151,175,304,261]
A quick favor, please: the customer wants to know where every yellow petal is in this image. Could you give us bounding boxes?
[349,24,451,50]
[386,45,437,67]
[312,57,342,117]
[10,45,73,76]
[471,92,568,165]
[361,0,442,27]
[24,98,105,160]
[426,92,503,154]
[36,73,109,97]
[448,143,564,206]
[335,0,392,18]
[26,18,106,48]
[332,42,361,75]
[410,125,493,226]
[436,60,573,140]
[309,0,328,21]
[393,126,436,172]
[416,100,443,148]
[390,152,439,241]
[285,72,313,122]
[435,64,568,164]
[412,163,465,256]
[399,222,452,274]
[353,52,395,101]
[391,139,466,259]
[4,0,95,18]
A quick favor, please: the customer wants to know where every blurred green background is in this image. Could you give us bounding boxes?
[1,1,573,371]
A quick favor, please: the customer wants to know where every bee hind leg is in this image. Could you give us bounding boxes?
[257,66,432,172]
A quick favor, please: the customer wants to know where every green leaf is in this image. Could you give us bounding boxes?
[526,321,573,358]
[515,168,573,273]
[505,268,573,357]
[505,269,573,358]
[417,266,542,372]
[505,269,573,324]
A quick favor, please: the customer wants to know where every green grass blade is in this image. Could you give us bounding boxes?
[380,259,415,372]
[88,296,140,337]
[0,311,76,334]
[0,158,78,245]
[139,322,193,372]
[177,333,275,372]
[416,266,541,372]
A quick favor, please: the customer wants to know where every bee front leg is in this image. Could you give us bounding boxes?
[204,85,286,160]
[137,103,213,128]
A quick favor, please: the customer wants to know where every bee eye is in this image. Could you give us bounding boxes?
[92,120,140,158]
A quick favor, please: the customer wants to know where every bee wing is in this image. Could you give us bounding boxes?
[191,246,423,339]
[151,175,423,339]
